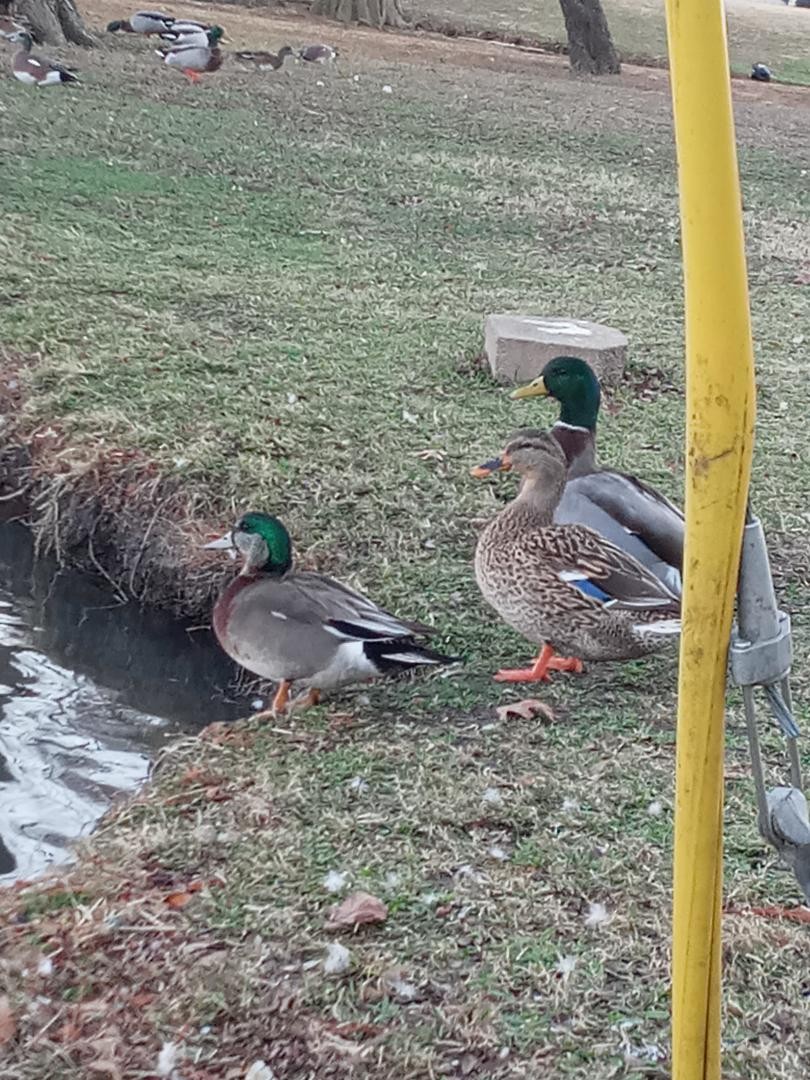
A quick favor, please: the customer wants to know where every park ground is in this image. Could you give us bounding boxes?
[1,1,810,1076]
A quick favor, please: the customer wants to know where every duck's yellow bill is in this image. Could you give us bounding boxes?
[470,456,511,478]
[511,375,548,400]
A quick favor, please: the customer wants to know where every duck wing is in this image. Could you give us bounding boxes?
[557,475,682,595]
[561,468,684,576]
[543,524,681,612]
[265,572,434,641]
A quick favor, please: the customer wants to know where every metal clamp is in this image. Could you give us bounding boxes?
[731,512,808,902]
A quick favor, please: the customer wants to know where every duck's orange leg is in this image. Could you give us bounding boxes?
[290,688,321,713]
[270,679,292,713]
[183,68,202,84]
[494,643,583,683]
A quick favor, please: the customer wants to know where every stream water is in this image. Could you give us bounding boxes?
[0,520,248,883]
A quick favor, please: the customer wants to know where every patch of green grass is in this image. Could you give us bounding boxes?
[416,0,810,85]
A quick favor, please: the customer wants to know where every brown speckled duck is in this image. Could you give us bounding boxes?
[204,512,457,714]
[235,45,294,70]
[472,430,680,683]
[512,356,684,596]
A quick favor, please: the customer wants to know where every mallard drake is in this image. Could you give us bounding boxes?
[107,11,175,34]
[156,25,224,83]
[235,45,294,70]
[204,512,457,713]
[6,31,79,86]
[512,355,684,595]
[299,43,337,63]
[472,429,680,682]
[157,20,212,46]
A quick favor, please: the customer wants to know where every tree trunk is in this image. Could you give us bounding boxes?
[558,0,619,75]
[309,0,410,30]
[17,0,94,45]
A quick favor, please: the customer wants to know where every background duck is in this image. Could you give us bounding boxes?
[235,45,294,71]
[472,429,680,683]
[6,31,79,87]
[157,19,212,47]
[157,25,224,83]
[298,43,337,63]
[107,11,175,34]
[512,355,684,595]
[204,512,457,714]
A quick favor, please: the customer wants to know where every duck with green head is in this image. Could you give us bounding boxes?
[205,512,457,714]
[472,429,680,683]
[156,25,224,83]
[512,356,684,595]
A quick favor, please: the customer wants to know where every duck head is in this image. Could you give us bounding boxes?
[7,30,33,49]
[205,511,293,576]
[511,355,601,431]
[207,25,225,45]
[471,428,567,507]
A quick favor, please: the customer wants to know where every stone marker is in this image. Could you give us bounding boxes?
[484,315,628,387]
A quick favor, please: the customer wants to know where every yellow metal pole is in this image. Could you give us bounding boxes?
[663,1,757,1078]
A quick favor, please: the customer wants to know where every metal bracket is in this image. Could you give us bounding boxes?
[731,512,807,901]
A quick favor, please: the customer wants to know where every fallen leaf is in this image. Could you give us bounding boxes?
[727,904,810,924]
[179,766,212,786]
[131,991,155,1008]
[496,698,555,722]
[0,996,16,1046]
[325,891,388,931]
[793,267,810,286]
[204,785,234,803]
[165,891,194,910]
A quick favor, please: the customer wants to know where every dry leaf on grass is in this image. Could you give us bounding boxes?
[0,996,16,1046]
[727,904,810,924]
[496,699,555,722]
[325,891,388,931]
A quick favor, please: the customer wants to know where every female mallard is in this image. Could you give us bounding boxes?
[204,512,456,713]
[472,430,680,683]
[157,25,224,83]
[235,45,294,70]
[107,11,176,34]
[512,356,684,595]
[6,31,79,86]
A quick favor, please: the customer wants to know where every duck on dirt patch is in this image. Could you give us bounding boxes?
[107,10,176,34]
[471,430,680,683]
[235,45,294,71]
[156,25,224,84]
[204,512,458,716]
[6,30,79,86]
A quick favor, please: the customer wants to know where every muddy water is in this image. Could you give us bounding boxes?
[0,521,248,883]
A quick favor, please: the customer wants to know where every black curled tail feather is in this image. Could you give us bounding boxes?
[363,638,460,675]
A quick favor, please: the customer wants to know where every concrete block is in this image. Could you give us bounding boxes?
[484,315,628,387]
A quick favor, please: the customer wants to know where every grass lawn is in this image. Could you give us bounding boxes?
[1,3,810,1076]
[413,0,810,86]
